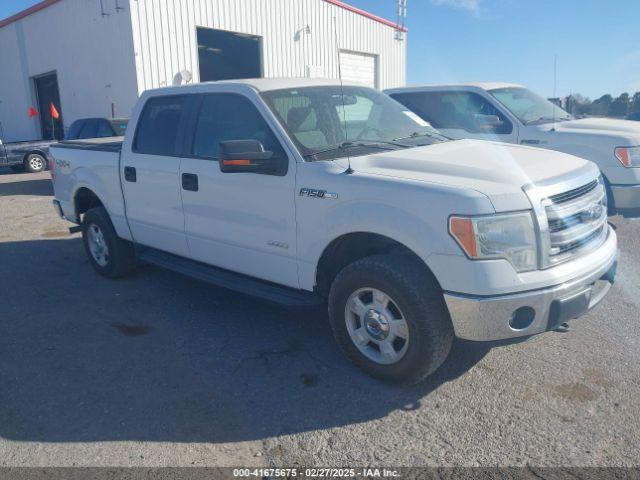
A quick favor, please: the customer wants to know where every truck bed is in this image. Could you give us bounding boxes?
[50,136,126,230]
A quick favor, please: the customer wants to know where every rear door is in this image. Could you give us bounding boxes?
[390,90,518,143]
[120,95,192,257]
[179,92,299,287]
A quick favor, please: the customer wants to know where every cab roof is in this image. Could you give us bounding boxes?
[385,82,526,94]
[143,77,364,98]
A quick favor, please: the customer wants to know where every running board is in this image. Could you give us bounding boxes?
[137,248,323,307]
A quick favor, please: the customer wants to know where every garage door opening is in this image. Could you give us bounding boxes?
[339,51,378,89]
[197,27,263,82]
[34,72,63,140]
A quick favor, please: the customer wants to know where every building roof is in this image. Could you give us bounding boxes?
[323,0,407,32]
[0,0,406,32]
[0,0,61,29]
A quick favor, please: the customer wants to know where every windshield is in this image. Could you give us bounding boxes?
[261,86,448,161]
[490,87,572,125]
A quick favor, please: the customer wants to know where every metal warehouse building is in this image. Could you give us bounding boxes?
[0,0,407,143]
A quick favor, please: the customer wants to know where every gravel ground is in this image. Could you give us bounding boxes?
[0,169,639,467]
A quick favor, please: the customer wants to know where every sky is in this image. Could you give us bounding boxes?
[1,0,638,99]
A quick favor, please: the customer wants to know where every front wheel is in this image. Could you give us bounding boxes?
[82,207,135,278]
[24,154,47,173]
[328,254,454,385]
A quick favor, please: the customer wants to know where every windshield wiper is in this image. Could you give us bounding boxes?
[303,140,405,160]
[393,130,450,142]
[524,116,572,125]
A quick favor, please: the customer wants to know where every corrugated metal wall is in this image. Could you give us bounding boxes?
[0,0,138,141]
[129,0,406,94]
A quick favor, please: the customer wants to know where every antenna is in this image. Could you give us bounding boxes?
[333,16,353,174]
[552,54,557,131]
[395,0,407,41]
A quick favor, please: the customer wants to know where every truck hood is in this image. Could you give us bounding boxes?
[347,139,599,212]
[548,117,640,142]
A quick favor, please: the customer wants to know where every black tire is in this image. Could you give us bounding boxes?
[328,254,454,385]
[24,153,47,173]
[82,207,136,278]
[10,165,25,173]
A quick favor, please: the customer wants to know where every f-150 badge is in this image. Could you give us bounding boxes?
[299,188,338,199]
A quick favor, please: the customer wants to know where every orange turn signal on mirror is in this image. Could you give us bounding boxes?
[449,217,478,257]
[223,159,251,166]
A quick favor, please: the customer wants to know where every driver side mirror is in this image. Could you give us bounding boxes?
[219,140,287,176]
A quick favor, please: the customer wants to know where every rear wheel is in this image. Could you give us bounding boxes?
[328,254,454,384]
[24,154,47,173]
[82,207,135,278]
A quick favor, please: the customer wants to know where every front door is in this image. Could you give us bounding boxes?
[121,94,192,257]
[179,93,298,288]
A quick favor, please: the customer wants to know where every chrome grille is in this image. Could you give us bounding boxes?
[544,178,608,265]
[548,179,598,204]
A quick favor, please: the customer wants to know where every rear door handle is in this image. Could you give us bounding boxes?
[182,173,198,192]
[124,166,136,182]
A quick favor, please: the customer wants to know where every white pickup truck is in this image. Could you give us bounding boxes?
[50,79,618,384]
[386,83,640,215]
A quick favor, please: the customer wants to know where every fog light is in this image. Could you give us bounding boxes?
[509,306,535,330]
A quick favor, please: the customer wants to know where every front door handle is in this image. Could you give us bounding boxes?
[182,173,198,192]
[124,166,136,182]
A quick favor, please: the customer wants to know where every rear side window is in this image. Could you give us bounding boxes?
[110,120,128,136]
[191,94,285,159]
[391,91,512,135]
[134,96,188,155]
[78,119,99,139]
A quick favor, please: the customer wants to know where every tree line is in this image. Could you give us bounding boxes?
[564,92,640,118]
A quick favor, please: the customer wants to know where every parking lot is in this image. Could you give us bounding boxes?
[0,168,639,468]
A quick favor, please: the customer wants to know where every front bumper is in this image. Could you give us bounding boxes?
[444,234,618,342]
[611,184,640,210]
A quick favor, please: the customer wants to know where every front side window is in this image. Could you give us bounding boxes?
[134,96,188,156]
[391,91,513,135]
[490,87,572,125]
[191,94,285,160]
[262,86,448,161]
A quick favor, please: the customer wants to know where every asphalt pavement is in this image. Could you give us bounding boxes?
[0,169,638,467]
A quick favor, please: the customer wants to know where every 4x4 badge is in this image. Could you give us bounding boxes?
[299,188,338,199]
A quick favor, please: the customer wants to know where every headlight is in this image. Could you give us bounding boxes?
[449,212,538,272]
[615,146,640,167]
